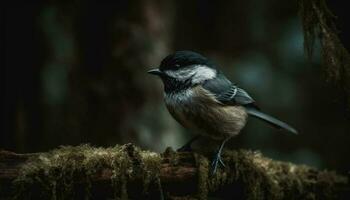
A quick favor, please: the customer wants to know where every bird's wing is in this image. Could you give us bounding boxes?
[202,72,298,134]
[202,72,259,109]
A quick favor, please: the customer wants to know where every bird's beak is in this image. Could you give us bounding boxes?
[147,68,163,76]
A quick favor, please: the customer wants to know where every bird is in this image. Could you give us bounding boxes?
[148,50,298,174]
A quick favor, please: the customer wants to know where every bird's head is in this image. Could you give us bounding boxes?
[148,51,217,93]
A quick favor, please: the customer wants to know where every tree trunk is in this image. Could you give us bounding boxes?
[0,144,349,200]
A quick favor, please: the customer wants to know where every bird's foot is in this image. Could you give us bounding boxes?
[210,153,226,175]
[176,144,193,152]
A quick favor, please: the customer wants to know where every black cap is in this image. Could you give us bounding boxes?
[159,51,215,71]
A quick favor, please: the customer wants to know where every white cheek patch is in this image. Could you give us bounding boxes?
[191,65,216,83]
[165,65,216,83]
[165,67,195,80]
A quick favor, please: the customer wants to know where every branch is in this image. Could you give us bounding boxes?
[0,144,349,199]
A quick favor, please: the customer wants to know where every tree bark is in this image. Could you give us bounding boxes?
[0,144,349,200]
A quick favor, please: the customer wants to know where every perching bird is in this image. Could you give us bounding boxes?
[148,51,298,174]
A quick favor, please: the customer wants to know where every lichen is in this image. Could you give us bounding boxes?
[206,149,347,200]
[194,153,209,200]
[9,145,347,199]
[298,0,350,111]
[13,143,162,200]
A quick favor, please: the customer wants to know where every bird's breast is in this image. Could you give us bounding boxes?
[164,88,194,106]
[164,86,248,140]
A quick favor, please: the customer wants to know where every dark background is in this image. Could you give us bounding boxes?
[2,1,350,173]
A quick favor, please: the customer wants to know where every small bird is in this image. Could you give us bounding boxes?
[148,51,297,174]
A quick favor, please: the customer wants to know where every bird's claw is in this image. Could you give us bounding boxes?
[210,153,226,175]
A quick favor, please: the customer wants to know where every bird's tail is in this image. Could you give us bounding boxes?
[246,107,298,135]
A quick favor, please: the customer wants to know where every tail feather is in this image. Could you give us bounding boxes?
[246,107,298,135]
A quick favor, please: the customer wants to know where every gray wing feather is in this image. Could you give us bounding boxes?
[203,72,298,134]
[202,72,257,107]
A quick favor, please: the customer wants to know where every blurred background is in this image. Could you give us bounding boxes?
[2,1,350,173]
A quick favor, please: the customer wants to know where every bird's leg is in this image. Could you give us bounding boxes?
[210,138,230,175]
[177,135,200,152]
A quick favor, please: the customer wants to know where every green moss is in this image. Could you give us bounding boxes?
[10,146,347,199]
[205,149,347,200]
[13,144,161,200]
[161,148,347,199]
[194,153,209,200]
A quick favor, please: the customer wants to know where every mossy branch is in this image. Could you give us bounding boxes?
[0,144,349,200]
